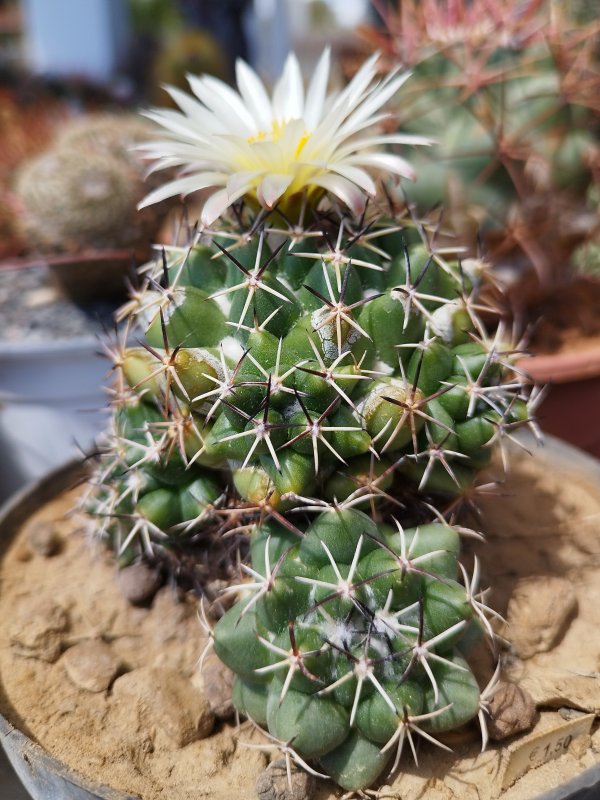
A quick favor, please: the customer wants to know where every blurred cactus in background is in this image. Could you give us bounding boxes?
[14,113,170,256]
[0,85,68,258]
[83,50,539,791]
[361,0,600,286]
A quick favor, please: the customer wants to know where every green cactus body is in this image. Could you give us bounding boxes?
[213,508,484,790]
[88,209,535,790]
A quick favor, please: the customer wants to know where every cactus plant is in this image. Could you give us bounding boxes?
[84,51,538,792]
[362,0,600,284]
[86,207,535,789]
[15,113,170,255]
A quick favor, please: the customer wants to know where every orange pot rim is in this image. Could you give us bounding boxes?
[516,346,600,384]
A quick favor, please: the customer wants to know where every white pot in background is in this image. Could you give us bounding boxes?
[0,337,110,502]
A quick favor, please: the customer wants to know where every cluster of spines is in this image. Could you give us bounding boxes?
[364,1,600,281]
[85,204,537,564]
[210,507,503,791]
[80,202,542,790]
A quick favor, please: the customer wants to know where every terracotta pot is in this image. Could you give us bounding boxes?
[42,249,142,304]
[517,347,600,458]
[509,272,600,458]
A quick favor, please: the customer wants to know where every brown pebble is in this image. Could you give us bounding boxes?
[193,651,235,720]
[112,666,214,747]
[116,562,163,606]
[569,734,592,758]
[486,681,536,741]
[26,520,61,557]
[10,599,69,662]
[256,758,316,800]
[62,639,122,693]
[14,543,33,562]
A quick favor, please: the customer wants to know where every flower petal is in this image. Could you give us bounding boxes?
[345,152,416,181]
[235,58,273,130]
[337,71,412,140]
[138,172,227,209]
[334,133,434,160]
[142,109,210,143]
[310,173,367,216]
[304,48,331,130]
[272,52,304,122]
[227,170,261,196]
[201,184,250,225]
[327,163,377,195]
[161,85,223,133]
[138,49,423,220]
[187,74,256,135]
[333,51,380,115]
[257,173,293,208]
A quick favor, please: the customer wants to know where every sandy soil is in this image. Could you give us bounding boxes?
[0,444,599,800]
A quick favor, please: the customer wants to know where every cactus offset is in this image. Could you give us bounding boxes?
[215,508,497,791]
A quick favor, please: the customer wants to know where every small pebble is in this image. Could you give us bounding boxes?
[62,639,122,693]
[559,707,589,721]
[116,562,163,606]
[486,681,536,741]
[193,651,235,720]
[23,286,60,309]
[26,520,62,557]
[10,600,69,662]
[112,666,214,748]
[256,758,316,800]
[0,264,116,344]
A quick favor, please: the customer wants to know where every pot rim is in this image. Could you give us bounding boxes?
[0,336,103,357]
[516,346,600,384]
[0,250,145,272]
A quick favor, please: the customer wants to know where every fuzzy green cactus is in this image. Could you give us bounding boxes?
[84,50,540,793]
[15,114,170,255]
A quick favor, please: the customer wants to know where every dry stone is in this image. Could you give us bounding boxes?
[507,576,577,658]
[62,639,122,692]
[486,681,537,741]
[116,562,162,605]
[193,651,235,720]
[112,666,214,747]
[256,758,316,800]
[10,599,69,662]
[25,520,62,557]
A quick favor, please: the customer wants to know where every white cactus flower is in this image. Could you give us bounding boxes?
[138,49,430,224]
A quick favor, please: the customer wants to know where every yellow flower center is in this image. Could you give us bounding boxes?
[247,121,311,158]
[247,130,268,144]
[294,131,310,159]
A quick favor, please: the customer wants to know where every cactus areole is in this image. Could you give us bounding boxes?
[86,52,538,792]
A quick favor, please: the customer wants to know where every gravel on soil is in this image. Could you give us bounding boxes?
[0,263,117,343]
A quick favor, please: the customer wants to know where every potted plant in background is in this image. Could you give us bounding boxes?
[360,0,600,455]
[0,111,174,500]
[13,111,173,302]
